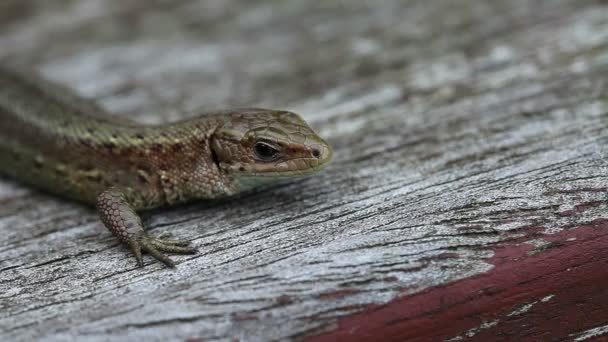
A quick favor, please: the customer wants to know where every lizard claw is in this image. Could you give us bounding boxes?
[128,240,144,267]
[130,233,196,268]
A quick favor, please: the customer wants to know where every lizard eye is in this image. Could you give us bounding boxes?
[254,141,279,161]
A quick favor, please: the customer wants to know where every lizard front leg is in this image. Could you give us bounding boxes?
[96,188,196,268]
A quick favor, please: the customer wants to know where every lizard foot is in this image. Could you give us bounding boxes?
[128,233,196,268]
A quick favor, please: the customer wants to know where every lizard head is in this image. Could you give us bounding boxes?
[210,109,332,188]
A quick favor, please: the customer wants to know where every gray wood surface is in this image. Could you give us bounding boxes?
[1,1,608,341]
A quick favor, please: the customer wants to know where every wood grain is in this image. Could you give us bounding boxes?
[1,1,608,341]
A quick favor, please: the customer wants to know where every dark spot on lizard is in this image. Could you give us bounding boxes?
[151,144,163,153]
[137,164,152,174]
[172,143,183,152]
[33,158,43,169]
[87,173,103,183]
[137,173,149,184]
[135,133,145,140]
[119,146,134,156]
[53,163,67,175]
[79,138,93,147]
[103,142,117,151]
[80,164,95,172]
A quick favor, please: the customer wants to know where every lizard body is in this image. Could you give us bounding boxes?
[0,67,332,267]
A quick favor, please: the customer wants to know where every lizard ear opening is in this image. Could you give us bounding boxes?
[209,139,221,167]
[209,126,250,173]
[210,128,231,167]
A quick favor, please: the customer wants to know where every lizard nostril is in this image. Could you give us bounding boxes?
[312,149,321,158]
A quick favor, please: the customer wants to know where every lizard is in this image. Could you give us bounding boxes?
[0,66,332,268]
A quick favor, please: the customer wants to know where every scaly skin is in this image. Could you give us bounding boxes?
[0,66,332,267]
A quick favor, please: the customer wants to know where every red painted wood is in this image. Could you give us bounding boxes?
[309,220,608,341]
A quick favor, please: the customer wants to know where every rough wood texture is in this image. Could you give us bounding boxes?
[1,1,608,341]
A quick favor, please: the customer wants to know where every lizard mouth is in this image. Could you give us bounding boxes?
[231,159,330,191]
[223,156,331,179]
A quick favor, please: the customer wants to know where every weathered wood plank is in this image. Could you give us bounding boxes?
[1,0,608,341]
